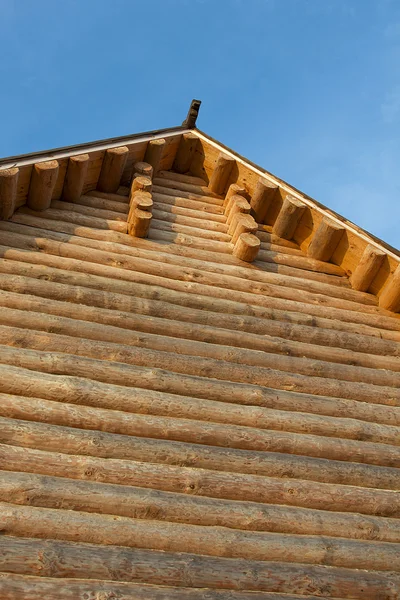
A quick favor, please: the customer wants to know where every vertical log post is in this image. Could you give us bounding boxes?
[379,265,400,312]
[223,183,247,210]
[227,196,251,229]
[144,139,166,176]
[62,154,89,203]
[97,147,129,193]
[307,218,345,262]
[350,244,386,292]
[173,132,199,174]
[0,167,19,220]
[133,162,153,180]
[231,213,258,244]
[27,161,59,211]
[250,178,278,223]
[208,154,236,195]
[233,233,261,262]
[273,195,306,240]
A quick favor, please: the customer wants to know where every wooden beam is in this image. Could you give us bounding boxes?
[208,154,235,195]
[379,265,400,312]
[231,213,258,244]
[172,132,199,174]
[273,195,306,240]
[233,233,260,262]
[97,146,129,193]
[227,196,251,229]
[62,154,89,203]
[130,191,153,211]
[130,176,152,198]
[250,178,278,223]
[128,208,152,238]
[133,161,154,179]
[223,183,247,209]
[350,244,386,292]
[27,160,59,211]
[307,218,345,262]
[144,139,166,175]
[0,167,19,220]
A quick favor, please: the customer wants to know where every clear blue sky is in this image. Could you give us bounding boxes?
[1,0,399,248]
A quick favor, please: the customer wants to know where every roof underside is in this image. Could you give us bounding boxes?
[0,126,399,599]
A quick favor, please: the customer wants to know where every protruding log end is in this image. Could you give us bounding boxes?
[133,161,154,180]
[379,265,400,312]
[208,154,236,195]
[130,191,153,212]
[144,139,166,176]
[173,132,199,174]
[350,244,386,292]
[233,232,261,262]
[227,196,251,230]
[250,178,278,223]
[223,183,247,209]
[182,98,202,128]
[130,176,152,199]
[128,207,152,238]
[231,213,258,244]
[0,167,19,220]
[27,160,59,211]
[307,217,345,262]
[97,146,129,193]
[62,153,89,203]
[273,194,306,240]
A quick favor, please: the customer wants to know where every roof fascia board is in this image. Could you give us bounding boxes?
[0,126,189,169]
[194,129,400,262]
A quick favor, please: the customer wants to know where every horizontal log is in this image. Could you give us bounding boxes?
[62,154,89,203]
[0,573,315,600]
[2,502,399,571]
[231,213,258,244]
[153,177,220,198]
[273,195,306,240]
[153,198,226,224]
[307,218,345,262]
[233,233,260,262]
[350,244,386,292]
[2,442,399,521]
[51,199,126,222]
[152,207,228,234]
[151,218,232,242]
[0,406,399,492]
[87,189,131,202]
[1,362,399,440]
[27,160,59,211]
[1,538,396,599]
[1,320,399,406]
[257,246,345,277]
[144,139,165,175]
[77,194,129,213]
[18,205,127,232]
[171,132,200,174]
[2,391,399,469]
[208,154,235,195]
[152,190,224,215]
[257,225,301,250]
[152,183,224,205]
[0,167,18,220]
[3,470,400,544]
[97,146,129,192]
[1,251,399,350]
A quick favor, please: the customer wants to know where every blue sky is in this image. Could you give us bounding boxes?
[0,0,399,248]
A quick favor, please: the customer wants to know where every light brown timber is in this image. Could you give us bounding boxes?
[379,264,400,312]
[144,139,166,175]
[350,244,386,292]
[97,146,129,193]
[62,154,89,203]
[231,213,258,244]
[172,132,199,174]
[27,160,59,211]
[250,178,278,222]
[233,233,260,262]
[0,168,19,220]
[133,161,153,179]
[273,195,306,240]
[307,218,345,262]
[208,154,236,195]
[128,208,152,238]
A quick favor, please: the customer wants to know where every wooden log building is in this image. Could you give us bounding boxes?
[0,100,399,599]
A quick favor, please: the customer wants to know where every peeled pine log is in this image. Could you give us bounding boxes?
[76,194,129,214]
[223,183,247,209]
[154,199,226,224]
[152,207,228,234]
[152,183,224,205]
[130,175,152,198]
[133,161,153,179]
[2,502,400,571]
[129,191,153,211]
[2,438,400,518]
[0,167,19,220]
[250,178,278,222]
[27,160,59,211]
[51,199,126,223]
[153,191,224,215]
[208,154,236,195]
[233,233,260,262]
[97,146,129,193]
[172,132,199,173]
[128,208,152,238]
[62,154,89,203]
[1,539,397,600]
[0,573,310,600]
[3,471,400,544]
[158,170,207,187]
[231,214,258,244]
[2,390,400,469]
[379,264,400,313]
[350,244,386,292]
[151,217,231,243]
[307,218,345,262]
[227,196,251,228]
[273,195,306,240]
[144,138,166,175]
